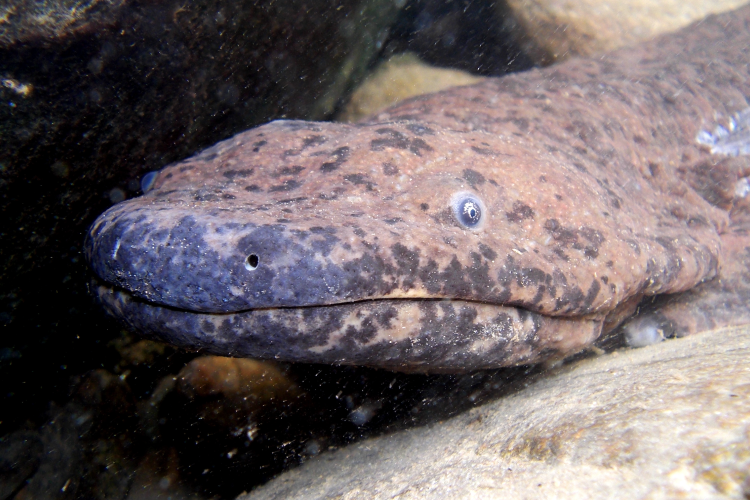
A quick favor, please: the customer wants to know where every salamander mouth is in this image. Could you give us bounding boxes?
[92,279,604,373]
[92,277,520,316]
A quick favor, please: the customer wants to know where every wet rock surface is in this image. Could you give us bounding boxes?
[240,325,750,500]
[502,0,750,64]
[338,52,485,122]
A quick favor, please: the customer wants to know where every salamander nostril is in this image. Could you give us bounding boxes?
[245,254,259,271]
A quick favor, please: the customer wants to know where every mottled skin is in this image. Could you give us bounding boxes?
[86,6,750,372]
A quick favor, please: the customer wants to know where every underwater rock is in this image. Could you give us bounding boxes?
[239,325,750,500]
[503,0,749,64]
[174,356,301,429]
[338,52,485,122]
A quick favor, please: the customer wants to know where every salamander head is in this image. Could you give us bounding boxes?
[87,120,622,314]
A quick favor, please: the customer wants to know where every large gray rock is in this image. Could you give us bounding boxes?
[241,326,750,499]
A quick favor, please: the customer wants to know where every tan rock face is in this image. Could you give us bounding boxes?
[239,325,750,500]
[504,0,750,64]
[338,53,485,123]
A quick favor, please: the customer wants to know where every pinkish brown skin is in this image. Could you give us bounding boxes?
[86,7,750,372]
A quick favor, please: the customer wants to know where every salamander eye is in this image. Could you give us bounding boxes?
[141,171,158,193]
[451,192,486,229]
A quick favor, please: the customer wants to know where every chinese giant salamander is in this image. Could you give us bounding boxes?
[85,5,750,373]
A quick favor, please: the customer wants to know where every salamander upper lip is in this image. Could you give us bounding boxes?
[85,207,447,314]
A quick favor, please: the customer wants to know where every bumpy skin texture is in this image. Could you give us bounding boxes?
[86,6,750,372]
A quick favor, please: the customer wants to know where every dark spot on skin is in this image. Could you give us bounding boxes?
[269,179,302,192]
[506,201,535,222]
[273,165,304,177]
[583,247,599,259]
[409,138,433,156]
[489,179,498,186]
[544,219,578,245]
[625,239,641,256]
[223,169,254,179]
[600,276,609,284]
[276,197,308,205]
[462,169,486,188]
[573,162,588,172]
[252,140,267,152]
[375,306,399,328]
[179,165,194,173]
[344,174,376,191]
[371,129,433,156]
[687,215,709,227]
[648,162,661,177]
[582,279,601,311]
[555,284,587,313]
[554,194,563,201]
[245,185,261,192]
[435,256,473,297]
[405,124,434,135]
[392,243,420,274]
[320,146,351,172]
[579,227,605,245]
[221,194,236,200]
[353,228,366,238]
[517,267,547,288]
[342,318,379,345]
[531,286,546,305]
[512,117,529,131]
[193,191,219,202]
[471,146,499,156]
[553,248,570,261]
[302,135,327,149]
[384,218,404,225]
[604,186,622,209]
[634,135,646,145]
[478,243,497,261]
[165,172,173,179]
[372,129,410,151]
[539,175,547,182]
[276,218,291,223]
[318,187,346,200]
[420,203,429,211]
[383,162,399,175]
